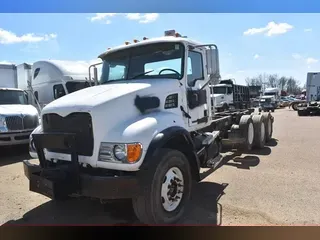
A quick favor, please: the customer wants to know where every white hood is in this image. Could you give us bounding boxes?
[0,104,39,116]
[42,79,182,116]
[41,79,182,168]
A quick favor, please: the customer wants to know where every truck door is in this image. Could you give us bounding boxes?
[185,49,209,127]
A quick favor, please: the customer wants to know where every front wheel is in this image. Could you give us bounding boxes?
[132,149,192,224]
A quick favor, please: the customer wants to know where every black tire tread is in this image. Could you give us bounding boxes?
[238,115,254,151]
[132,148,192,225]
[252,115,266,149]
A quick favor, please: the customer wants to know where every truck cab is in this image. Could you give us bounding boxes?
[31,60,93,109]
[0,88,40,146]
[211,79,250,112]
[211,82,233,111]
[263,87,280,108]
[24,30,274,224]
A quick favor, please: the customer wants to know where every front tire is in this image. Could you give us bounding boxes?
[132,149,192,224]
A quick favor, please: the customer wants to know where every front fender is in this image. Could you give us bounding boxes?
[96,111,187,171]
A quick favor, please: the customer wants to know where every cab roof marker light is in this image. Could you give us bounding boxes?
[143,37,148,40]
[125,41,130,45]
[133,39,139,43]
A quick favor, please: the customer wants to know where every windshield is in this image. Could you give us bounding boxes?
[264,92,277,96]
[0,90,28,105]
[213,86,227,94]
[99,42,185,84]
[65,81,90,94]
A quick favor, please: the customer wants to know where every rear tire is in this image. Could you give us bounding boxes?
[291,103,298,111]
[132,148,192,225]
[262,112,273,142]
[239,115,254,151]
[252,115,266,149]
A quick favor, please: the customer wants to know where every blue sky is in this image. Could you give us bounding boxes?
[1,13,320,85]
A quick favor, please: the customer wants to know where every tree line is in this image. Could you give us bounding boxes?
[245,73,305,95]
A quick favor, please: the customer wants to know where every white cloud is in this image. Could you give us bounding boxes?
[292,53,302,60]
[0,28,57,44]
[306,57,318,64]
[254,54,260,59]
[89,13,159,24]
[0,60,14,65]
[89,13,117,23]
[304,28,312,32]
[125,13,159,23]
[243,21,294,37]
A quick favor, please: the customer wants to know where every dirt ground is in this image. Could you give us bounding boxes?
[1,108,320,225]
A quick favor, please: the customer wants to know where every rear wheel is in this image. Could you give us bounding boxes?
[262,112,273,142]
[132,149,192,224]
[239,115,254,151]
[291,103,298,111]
[252,115,266,149]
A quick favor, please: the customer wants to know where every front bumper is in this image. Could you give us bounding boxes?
[24,132,140,200]
[0,130,32,146]
[23,160,139,200]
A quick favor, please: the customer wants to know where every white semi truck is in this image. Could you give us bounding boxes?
[30,60,94,109]
[297,72,320,116]
[24,30,275,224]
[262,87,280,110]
[0,64,40,146]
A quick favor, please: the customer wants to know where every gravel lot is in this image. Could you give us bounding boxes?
[1,108,319,225]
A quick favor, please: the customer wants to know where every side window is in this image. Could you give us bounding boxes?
[53,84,66,99]
[109,64,126,81]
[34,68,40,79]
[187,51,204,87]
[227,87,233,94]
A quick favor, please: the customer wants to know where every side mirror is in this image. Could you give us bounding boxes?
[205,48,220,76]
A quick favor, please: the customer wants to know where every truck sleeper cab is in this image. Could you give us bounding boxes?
[31,60,93,109]
[24,31,274,225]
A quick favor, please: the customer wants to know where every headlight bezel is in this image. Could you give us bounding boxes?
[98,142,143,164]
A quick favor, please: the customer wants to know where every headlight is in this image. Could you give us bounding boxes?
[99,142,143,164]
[0,115,8,132]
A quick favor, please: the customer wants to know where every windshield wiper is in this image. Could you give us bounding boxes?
[131,70,154,79]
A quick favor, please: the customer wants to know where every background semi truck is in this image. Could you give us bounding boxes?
[262,87,280,110]
[297,72,320,116]
[24,30,275,224]
[0,63,40,146]
[31,60,94,109]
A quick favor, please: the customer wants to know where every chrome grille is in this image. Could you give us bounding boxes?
[5,116,23,131]
[5,115,39,131]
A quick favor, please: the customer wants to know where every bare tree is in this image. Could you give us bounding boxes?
[267,74,278,88]
[244,73,303,95]
[278,76,288,91]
